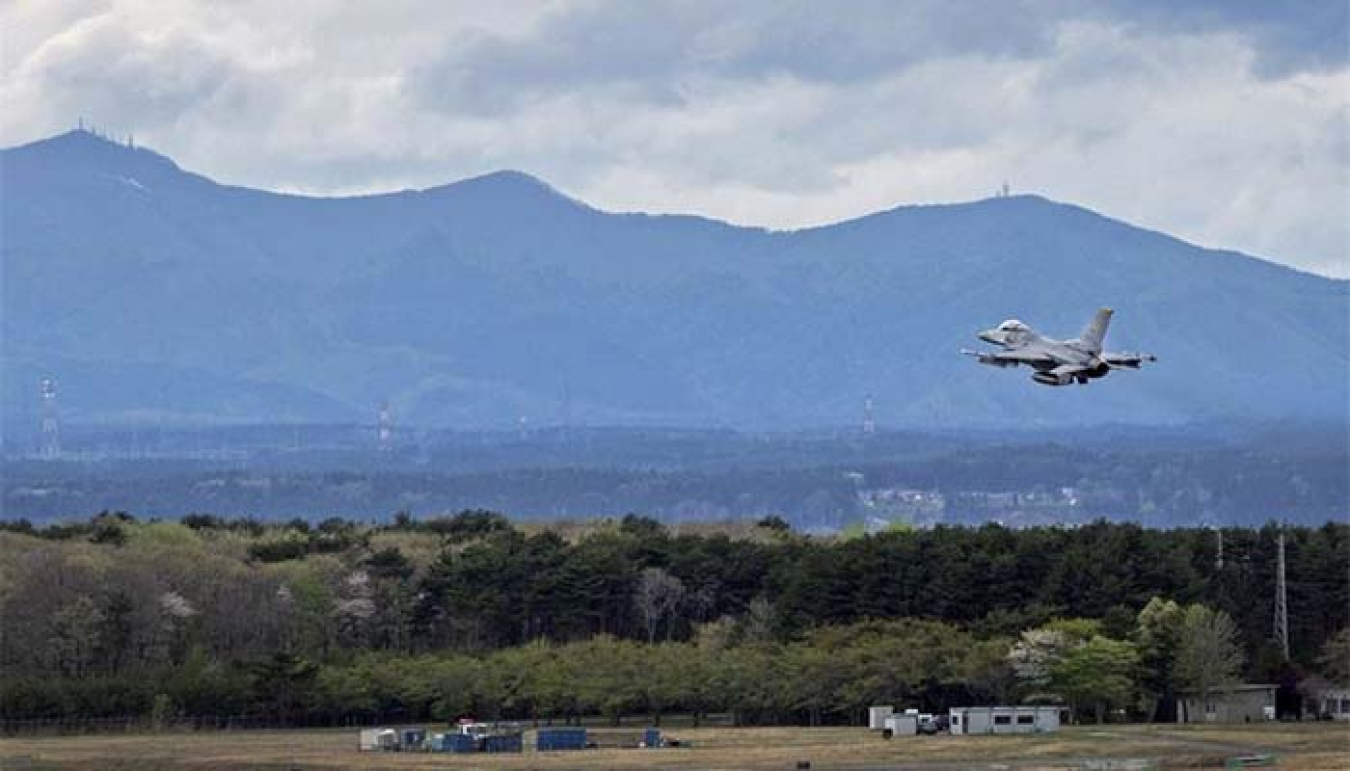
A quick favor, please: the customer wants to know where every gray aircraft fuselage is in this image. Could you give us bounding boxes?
[964,308,1154,386]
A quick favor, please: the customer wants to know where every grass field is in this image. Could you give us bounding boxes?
[2,723,1347,770]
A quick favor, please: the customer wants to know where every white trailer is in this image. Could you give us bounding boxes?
[949,706,1060,735]
[868,705,894,730]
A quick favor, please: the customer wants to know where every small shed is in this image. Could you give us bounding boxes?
[884,714,918,736]
[358,728,399,750]
[1177,684,1277,724]
[868,705,895,730]
[358,728,381,751]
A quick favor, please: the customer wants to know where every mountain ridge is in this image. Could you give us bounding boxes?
[2,130,1345,433]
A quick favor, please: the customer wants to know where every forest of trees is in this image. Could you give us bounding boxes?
[1,512,1346,727]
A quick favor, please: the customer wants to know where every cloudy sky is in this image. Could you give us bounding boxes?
[3,0,1347,276]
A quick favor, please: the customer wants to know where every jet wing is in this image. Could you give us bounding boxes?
[962,349,1056,368]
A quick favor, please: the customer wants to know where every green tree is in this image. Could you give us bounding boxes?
[1136,596,1185,721]
[50,595,105,677]
[249,652,320,723]
[1049,636,1140,723]
[1173,604,1244,721]
[1316,627,1350,684]
[1007,619,1099,701]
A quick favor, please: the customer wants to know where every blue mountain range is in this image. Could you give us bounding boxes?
[2,129,1345,431]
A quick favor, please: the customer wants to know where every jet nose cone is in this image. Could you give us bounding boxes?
[978,329,1002,345]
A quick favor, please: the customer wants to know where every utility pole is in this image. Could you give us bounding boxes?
[1273,530,1289,660]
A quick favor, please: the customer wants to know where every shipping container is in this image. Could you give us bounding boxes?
[483,733,523,753]
[536,726,588,751]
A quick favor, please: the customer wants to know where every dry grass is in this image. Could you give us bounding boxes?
[2,723,1346,770]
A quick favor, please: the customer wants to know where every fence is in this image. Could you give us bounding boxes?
[0,714,386,736]
[0,711,735,737]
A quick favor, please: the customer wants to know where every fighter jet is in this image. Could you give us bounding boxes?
[962,308,1155,386]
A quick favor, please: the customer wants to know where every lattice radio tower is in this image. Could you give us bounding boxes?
[40,378,61,458]
[1273,530,1289,660]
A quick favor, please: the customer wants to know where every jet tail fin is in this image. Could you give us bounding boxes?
[1078,308,1113,354]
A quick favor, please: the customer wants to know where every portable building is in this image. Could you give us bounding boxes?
[884,714,918,735]
[358,729,382,751]
[868,705,895,729]
[643,728,661,747]
[1176,684,1277,724]
[1311,687,1350,721]
[359,728,401,750]
[949,706,1060,735]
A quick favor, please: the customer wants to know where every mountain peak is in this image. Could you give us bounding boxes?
[7,128,179,174]
[424,168,588,211]
[466,169,549,188]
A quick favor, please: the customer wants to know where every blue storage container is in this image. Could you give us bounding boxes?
[483,733,523,753]
[536,726,587,751]
[643,728,661,747]
[450,733,477,753]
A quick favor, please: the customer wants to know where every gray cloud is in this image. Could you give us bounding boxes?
[1,0,1346,276]
[412,0,1346,117]
[411,1,1061,116]
[1097,0,1349,77]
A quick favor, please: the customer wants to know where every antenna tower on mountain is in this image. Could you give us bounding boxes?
[40,378,60,458]
[377,401,393,452]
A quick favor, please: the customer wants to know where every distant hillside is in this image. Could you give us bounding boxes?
[2,130,1346,431]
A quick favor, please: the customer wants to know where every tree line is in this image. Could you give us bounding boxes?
[7,435,1344,526]
[1,512,1346,725]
